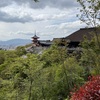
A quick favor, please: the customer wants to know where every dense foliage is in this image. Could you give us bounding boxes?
[71,75,100,100]
[0,0,99,100]
[0,35,100,100]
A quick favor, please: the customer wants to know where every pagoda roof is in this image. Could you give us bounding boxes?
[39,40,52,46]
[32,34,39,39]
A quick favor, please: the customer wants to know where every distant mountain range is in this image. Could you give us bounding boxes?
[0,39,32,49]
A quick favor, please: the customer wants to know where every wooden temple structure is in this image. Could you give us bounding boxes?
[31,27,100,52]
[53,27,100,52]
[32,34,52,47]
[31,34,40,46]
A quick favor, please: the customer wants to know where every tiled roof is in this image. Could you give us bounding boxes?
[39,40,52,46]
[65,27,100,42]
[32,34,39,39]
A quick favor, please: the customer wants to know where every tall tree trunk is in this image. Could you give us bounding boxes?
[28,78,33,100]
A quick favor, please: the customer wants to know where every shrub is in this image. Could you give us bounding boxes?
[71,75,100,100]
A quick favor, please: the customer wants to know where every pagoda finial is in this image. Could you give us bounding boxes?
[35,30,37,36]
[31,30,40,46]
[32,30,39,39]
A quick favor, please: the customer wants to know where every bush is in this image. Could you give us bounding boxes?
[71,75,100,100]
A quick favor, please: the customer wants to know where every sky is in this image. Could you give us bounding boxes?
[0,0,86,41]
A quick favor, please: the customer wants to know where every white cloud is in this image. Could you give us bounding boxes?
[0,4,78,23]
[0,0,79,9]
[0,0,87,41]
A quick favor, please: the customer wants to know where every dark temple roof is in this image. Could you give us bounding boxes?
[32,34,39,39]
[65,27,100,42]
[39,40,52,46]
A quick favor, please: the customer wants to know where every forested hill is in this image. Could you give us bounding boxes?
[0,39,31,49]
[0,37,100,99]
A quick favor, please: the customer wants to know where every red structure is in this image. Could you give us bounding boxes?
[32,34,40,46]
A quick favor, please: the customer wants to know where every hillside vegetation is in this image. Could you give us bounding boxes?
[0,35,100,100]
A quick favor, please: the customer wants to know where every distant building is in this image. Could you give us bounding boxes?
[30,27,100,53]
[39,40,52,47]
[65,27,99,44]
[31,34,40,46]
[32,34,52,47]
[27,34,52,54]
[53,27,100,52]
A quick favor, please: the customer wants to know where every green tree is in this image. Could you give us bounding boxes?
[0,50,5,65]
[40,44,67,67]
[77,0,100,48]
[15,46,27,56]
[40,44,84,99]
[80,35,100,76]
[54,56,84,99]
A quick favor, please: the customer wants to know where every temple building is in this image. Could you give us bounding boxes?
[32,34,52,47]
[32,27,100,48]
[65,27,100,47]
[31,34,40,46]
[29,27,100,53]
[53,27,100,52]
